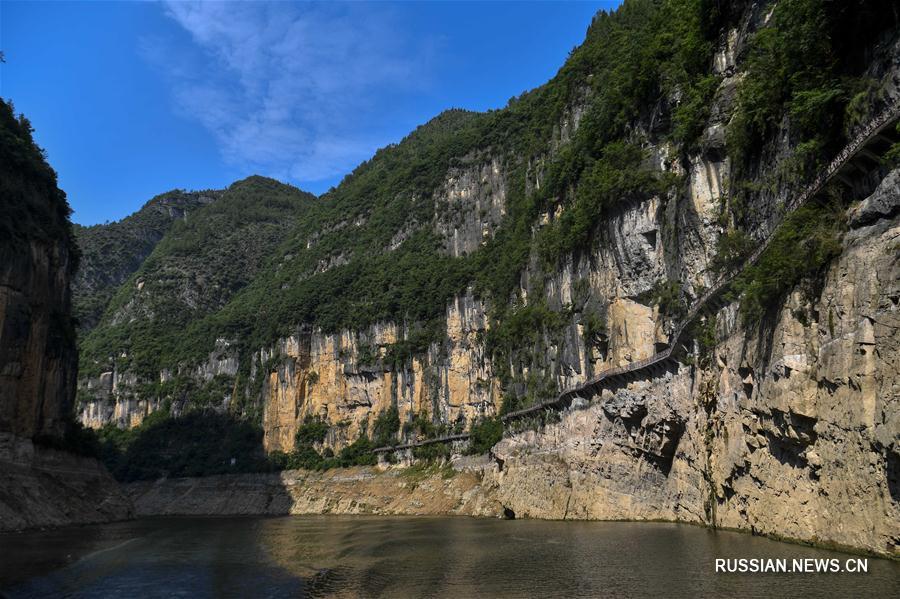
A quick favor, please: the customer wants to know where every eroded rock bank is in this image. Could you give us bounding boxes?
[126,461,501,519]
[127,444,898,559]
[0,435,132,531]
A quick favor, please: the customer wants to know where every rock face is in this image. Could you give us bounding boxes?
[0,235,77,439]
[0,99,132,531]
[0,436,133,530]
[261,291,499,452]
[486,170,900,557]
[435,155,507,258]
[0,105,78,441]
[127,461,500,518]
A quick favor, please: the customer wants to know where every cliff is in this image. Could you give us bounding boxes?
[0,98,132,531]
[0,99,79,441]
[486,168,900,556]
[70,0,899,555]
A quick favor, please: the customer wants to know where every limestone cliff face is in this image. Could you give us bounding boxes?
[0,101,78,441]
[486,171,900,557]
[464,22,899,557]
[79,369,164,429]
[0,239,77,439]
[77,288,501,450]
[261,291,500,452]
[78,335,244,429]
[435,155,507,258]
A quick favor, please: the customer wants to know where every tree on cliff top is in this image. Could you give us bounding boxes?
[0,98,78,269]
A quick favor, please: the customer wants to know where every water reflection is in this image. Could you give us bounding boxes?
[2,516,898,598]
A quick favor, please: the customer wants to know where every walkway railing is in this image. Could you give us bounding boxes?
[373,433,469,454]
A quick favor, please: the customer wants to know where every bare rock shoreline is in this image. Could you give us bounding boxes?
[0,435,133,532]
[126,460,502,519]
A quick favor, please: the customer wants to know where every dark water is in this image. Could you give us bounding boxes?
[1,516,897,598]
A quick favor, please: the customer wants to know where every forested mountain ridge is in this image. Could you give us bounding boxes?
[71,0,900,555]
[78,176,315,388]
[72,189,223,331]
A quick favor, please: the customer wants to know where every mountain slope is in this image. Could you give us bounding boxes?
[72,189,222,331]
[79,0,900,437]
[80,0,726,385]
[79,176,315,384]
[75,0,900,555]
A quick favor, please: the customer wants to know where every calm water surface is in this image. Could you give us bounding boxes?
[1,516,897,598]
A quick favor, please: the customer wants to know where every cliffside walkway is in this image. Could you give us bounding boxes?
[503,100,900,423]
[375,100,900,454]
[373,433,469,454]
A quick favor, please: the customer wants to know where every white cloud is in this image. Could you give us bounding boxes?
[145,1,432,186]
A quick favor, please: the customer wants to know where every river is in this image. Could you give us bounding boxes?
[1,516,897,597]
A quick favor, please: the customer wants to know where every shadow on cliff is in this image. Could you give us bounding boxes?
[886,450,900,504]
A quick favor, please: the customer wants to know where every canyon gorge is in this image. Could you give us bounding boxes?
[2,0,899,560]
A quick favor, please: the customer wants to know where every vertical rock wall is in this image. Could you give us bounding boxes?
[485,170,900,557]
[261,291,501,452]
[0,100,132,531]
[0,239,77,439]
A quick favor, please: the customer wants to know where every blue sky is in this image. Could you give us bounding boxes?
[1,1,618,225]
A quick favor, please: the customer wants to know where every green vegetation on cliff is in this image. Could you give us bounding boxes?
[728,0,897,176]
[467,417,504,455]
[0,99,77,267]
[80,0,727,388]
[733,197,846,320]
[79,176,314,378]
[72,0,899,472]
[72,189,222,331]
[721,0,897,320]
